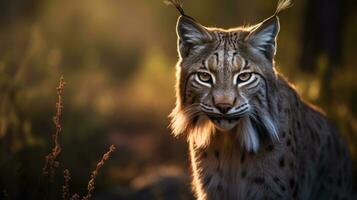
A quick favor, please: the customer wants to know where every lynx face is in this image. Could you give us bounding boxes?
[170,16,281,151]
[184,38,269,131]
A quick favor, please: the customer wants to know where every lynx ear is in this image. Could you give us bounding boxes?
[245,16,280,60]
[176,16,212,58]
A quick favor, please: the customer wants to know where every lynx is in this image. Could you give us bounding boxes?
[167,0,353,199]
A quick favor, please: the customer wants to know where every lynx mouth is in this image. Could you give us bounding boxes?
[208,115,242,122]
[203,105,249,131]
[208,115,242,131]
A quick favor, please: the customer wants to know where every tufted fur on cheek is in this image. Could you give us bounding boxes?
[187,116,216,148]
[170,103,216,148]
[235,84,279,152]
[169,103,193,137]
[237,111,279,153]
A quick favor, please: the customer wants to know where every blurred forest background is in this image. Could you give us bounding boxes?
[0,0,356,199]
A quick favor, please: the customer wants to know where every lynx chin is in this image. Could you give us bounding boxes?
[166,0,353,199]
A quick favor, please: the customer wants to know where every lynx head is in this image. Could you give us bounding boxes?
[168,0,292,152]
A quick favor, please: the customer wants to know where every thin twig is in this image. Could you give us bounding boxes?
[43,76,65,180]
[82,145,116,200]
[63,169,71,200]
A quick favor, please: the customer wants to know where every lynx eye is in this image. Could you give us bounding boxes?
[237,72,252,83]
[197,72,212,83]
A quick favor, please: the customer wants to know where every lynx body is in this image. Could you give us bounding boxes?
[168,0,353,199]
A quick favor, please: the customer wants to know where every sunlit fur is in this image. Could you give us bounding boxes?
[170,103,216,148]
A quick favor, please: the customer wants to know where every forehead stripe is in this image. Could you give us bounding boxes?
[214,52,219,65]
[232,51,238,66]
[239,58,248,71]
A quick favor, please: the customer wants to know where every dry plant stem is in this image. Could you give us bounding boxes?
[70,194,80,200]
[63,169,71,200]
[82,145,116,200]
[41,77,116,199]
[43,76,65,179]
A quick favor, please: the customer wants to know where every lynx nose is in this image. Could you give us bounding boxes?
[213,92,235,114]
[215,103,233,114]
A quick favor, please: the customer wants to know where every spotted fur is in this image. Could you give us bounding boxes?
[168,0,353,199]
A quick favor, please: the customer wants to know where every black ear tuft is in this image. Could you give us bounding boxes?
[274,0,293,16]
[165,0,197,22]
[176,16,212,58]
[164,0,186,16]
[244,0,292,60]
